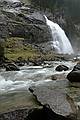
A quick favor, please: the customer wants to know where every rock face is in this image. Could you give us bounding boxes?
[0,107,73,120]
[4,63,20,71]
[0,15,8,59]
[55,65,69,72]
[67,63,80,82]
[29,86,77,120]
[0,0,52,55]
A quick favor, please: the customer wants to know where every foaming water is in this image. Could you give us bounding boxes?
[44,15,74,54]
[0,77,52,93]
[0,75,33,92]
[0,69,52,93]
[0,61,75,93]
[6,0,20,3]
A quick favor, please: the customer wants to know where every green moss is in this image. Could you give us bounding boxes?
[5,37,40,61]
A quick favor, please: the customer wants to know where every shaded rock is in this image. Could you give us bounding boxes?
[15,57,26,66]
[7,22,52,50]
[27,105,72,120]
[77,106,80,120]
[15,61,26,66]
[29,59,44,66]
[72,63,80,71]
[29,86,77,119]
[0,15,8,36]
[0,108,29,120]
[67,70,80,82]
[0,106,73,120]
[67,63,80,82]
[4,63,20,71]
[50,75,57,80]
[55,65,69,71]
[51,73,67,80]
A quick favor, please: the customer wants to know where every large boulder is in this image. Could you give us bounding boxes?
[55,65,69,72]
[4,63,20,71]
[67,70,80,82]
[67,63,80,82]
[29,85,77,120]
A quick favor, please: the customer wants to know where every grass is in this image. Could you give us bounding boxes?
[5,37,40,61]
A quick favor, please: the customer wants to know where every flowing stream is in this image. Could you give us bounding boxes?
[0,61,80,113]
[44,15,74,54]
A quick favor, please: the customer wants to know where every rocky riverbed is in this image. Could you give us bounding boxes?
[0,60,80,120]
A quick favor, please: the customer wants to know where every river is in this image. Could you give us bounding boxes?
[0,61,80,114]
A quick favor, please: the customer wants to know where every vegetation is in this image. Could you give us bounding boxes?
[5,37,40,61]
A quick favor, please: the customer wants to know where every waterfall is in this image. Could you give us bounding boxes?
[6,0,20,3]
[44,15,74,54]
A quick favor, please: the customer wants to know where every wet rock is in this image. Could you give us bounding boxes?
[27,105,72,120]
[4,63,20,71]
[55,65,69,71]
[29,86,77,119]
[67,70,80,82]
[72,63,80,71]
[51,73,67,80]
[67,63,80,82]
[30,59,44,66]
[15,61,25,66]
[11,2,22,8]
[50,75,57,80]
[15,57,26,66]
[1,0,21,4]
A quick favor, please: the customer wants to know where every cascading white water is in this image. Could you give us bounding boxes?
[6,0,20,2]
[44,15,74,54]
